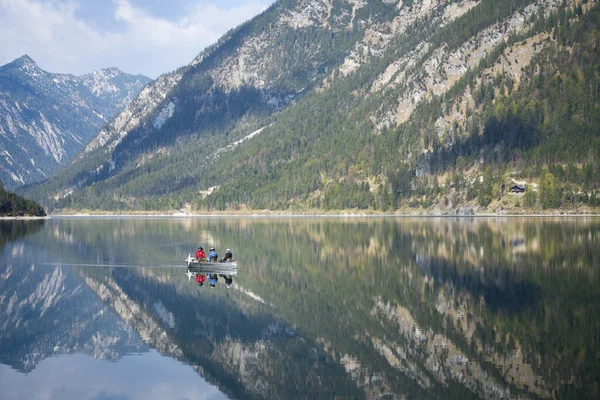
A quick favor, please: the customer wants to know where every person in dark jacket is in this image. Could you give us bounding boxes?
[208,247,218,262]
[221,249,233,262]
[195,246,206,262]
[220,274,233,288]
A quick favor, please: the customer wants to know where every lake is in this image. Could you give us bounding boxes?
[0,216,598,399]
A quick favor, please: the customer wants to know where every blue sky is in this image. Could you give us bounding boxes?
[0,350,228,400]
[0,0,275,78]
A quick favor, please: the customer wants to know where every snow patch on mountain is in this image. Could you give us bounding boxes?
[81,69,121,96]
[9,171,24,185]
[215,125,271,159]
[35,112,68,163]
[235,285,267,304]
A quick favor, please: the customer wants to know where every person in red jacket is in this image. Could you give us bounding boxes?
[195,273,206,286]
[195,246,206,262]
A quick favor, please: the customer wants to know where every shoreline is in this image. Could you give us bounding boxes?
[0,216,50,220]
[35,210,600,218]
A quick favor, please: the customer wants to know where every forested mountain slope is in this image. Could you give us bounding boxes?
[0,181,45,216]
[0,56,150,188]
[26,0,600,213]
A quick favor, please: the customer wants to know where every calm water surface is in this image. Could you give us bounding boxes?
[0,217,598,399]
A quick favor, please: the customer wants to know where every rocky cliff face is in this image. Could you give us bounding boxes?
[29,0,600,212]
[0,55,150,188]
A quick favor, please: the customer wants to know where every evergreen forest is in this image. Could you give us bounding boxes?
[21,0,600,214]
[0,181,46,216]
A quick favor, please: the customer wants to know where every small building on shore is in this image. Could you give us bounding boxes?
[510,184,526,193]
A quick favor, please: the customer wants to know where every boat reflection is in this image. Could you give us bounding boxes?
[186,263,236,288]
[189,272,234,288]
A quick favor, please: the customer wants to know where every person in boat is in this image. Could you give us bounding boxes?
[208,247,218,262]
[220,249,233,263]
[208,273,218,287]
[195,246,207,262]
[195,273,206,286]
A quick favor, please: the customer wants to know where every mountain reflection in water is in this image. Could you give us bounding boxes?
[0,217,598,399]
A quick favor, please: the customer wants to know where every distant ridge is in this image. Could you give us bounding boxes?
[0,55,152,188]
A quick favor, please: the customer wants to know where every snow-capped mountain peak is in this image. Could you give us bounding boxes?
[0,55,151,188]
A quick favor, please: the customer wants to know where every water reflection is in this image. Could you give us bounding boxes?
[0,351,226,400]
[0,217,598,399]
[190,272,234,288]
[0,219,45,253]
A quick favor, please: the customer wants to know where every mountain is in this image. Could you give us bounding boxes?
[26,0,600,213]
[0,55,151,188]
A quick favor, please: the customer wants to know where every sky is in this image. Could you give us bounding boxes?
[0,350,228,400]
[0,0,275,78]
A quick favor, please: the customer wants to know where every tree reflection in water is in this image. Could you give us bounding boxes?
[0,217,598,399]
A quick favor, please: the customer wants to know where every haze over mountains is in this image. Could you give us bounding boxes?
[20,0,600,212]
[0,55,151,188]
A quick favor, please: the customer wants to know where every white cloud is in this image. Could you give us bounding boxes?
[0,0,270,78]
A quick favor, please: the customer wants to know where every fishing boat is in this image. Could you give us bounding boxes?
[185,254,238,271]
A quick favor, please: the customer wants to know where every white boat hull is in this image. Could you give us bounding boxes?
[185,254,237,268]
